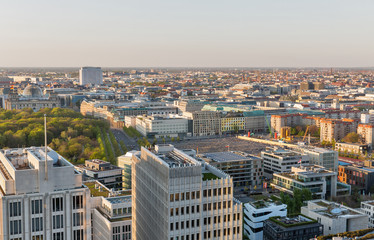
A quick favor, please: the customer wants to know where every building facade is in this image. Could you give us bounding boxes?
[338,164,374,193]
[320,118,359,143]
[301,200,368,236]
[132,144,242,240]
[0,147,91,240]
[199,151,263,187]
[79,67,103,86]
[261,147,309,178]
[357,124,374,148]
[243,200,287,240]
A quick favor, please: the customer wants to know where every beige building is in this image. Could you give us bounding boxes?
[271,114,304,133]
[320,118,359,142]
[184,111,222,136]
[132,145,242,240]
[335,142,369,155]
[357,124,374,148]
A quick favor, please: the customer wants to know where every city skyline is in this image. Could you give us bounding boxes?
[1,0,374,68]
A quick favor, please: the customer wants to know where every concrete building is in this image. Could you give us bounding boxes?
[361,111,374,124]
[92,195,132,240]
[132,144,242,240]
[4,85,60,111]
[184,111,222,136]
[118,151,139,190]
[75,159,124,190]
[301,147,338,172]
[135,115,189,138]
[0,147,91,240]
[301,200,368,236]
[79,67,103,86]
[360,200,374,228]
[174,100,206,113]
[335,142,369,155]
[357,124,374,148]
[320,118,359,143]
[271,165,350,199]
[270,114,304,133]
[263,215,323,240]
[243,200,287,240]
[261,147,309,178]
[338,164,374,193]
[199,151,262,187]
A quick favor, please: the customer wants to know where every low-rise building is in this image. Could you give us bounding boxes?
[199,151,263,187]
[118,151,139,190]
[75,159,124,190]
[335,142,369,155]
[271,165,350,199]
[243,200,287,240]
[338,164,374,193]
[261,147,309,178]
[263,215,323,240]
[360,200,374,228]
[135,115,189,138]
[301,200,368,236]
[300,147,338,172]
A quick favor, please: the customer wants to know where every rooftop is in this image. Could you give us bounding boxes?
[202,151,260,162]
[269,215,317,228]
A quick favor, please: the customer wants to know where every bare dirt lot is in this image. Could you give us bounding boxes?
[173,136,271,155]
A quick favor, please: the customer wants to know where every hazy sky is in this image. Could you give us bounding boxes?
[1,0,373,67]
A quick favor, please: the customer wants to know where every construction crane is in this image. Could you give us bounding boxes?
[265,117,273,138]
[303,126,310,142]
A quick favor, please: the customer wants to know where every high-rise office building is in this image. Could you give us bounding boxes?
[132,144,242,240]
[79,67,103,86]
[0,147,91,240]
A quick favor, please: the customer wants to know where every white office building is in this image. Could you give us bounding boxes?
[132,144,242,240]
[301,200,368,236]
[0,147,91,240]
[135,115,189,138]
[79,67,103,86]
[360,200,374,228]
[300,147,338,172]
[243,200,287,240]
[261,147,309,178]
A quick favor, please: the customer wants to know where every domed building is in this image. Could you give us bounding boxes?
[4,84,61,111]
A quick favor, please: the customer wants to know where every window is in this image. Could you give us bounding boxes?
[53,232,64,240]
[73,229,84,240]
[31,199,43,214]
[72,195,83,210]
[52,197,63,212]
[73,212,84,227]
[10,202,22,217]
[10,220,22,235]
[53,215,64,229]
[32,217,43,232]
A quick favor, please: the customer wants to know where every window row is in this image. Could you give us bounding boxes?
[203,187,231,198]
[170,205,200,216]
[170,219,200,231]
[170,191,200,202]
[203,201,231,211]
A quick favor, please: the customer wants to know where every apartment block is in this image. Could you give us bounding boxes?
[338,164,374,193]
[132,144,242,240]
[320,118,359,143]
[360,200,374,228]
[357,124,374,148]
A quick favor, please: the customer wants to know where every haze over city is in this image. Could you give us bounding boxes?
[1,0,374,67]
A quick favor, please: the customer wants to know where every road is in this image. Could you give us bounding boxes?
[111,128,139,151]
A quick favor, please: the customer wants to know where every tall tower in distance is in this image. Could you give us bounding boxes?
[79,67,103,86]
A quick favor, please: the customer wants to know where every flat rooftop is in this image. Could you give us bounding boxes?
[154,144,200,167]
[269,215,316,228]
[107,196,131,204]
[312,201,360,218]
[202,151,259,162]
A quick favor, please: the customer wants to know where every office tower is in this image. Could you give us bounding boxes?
[79,67,103,86]
[132,144,242,240]
[0,147,91,240]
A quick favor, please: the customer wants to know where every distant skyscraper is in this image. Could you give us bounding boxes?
[79,67,103,86]
[132,144,242,240]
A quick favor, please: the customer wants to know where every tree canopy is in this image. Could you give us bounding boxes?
[0,108,109,164]
[342,132,360,143]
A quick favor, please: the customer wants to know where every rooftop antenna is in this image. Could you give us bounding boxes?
[44,114,48,181]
